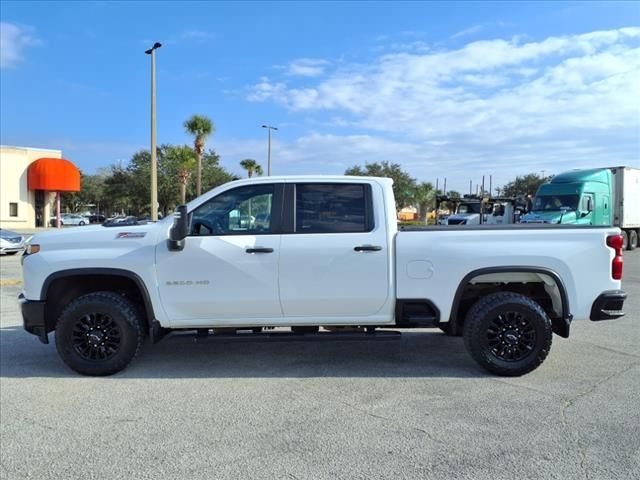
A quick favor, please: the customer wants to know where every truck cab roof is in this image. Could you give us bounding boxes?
[551,168,610,185]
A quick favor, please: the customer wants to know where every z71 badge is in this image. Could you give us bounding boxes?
[116,232,147,239]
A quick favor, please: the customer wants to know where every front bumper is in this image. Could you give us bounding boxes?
[590,290,627,321]
[19,293,48,344]
[0,245,24,254]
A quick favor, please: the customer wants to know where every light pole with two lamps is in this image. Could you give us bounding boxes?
[261,124,278,176]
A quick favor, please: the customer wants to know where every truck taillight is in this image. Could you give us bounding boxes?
[607,235,623,280]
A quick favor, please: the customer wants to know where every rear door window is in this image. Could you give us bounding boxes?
[294,183,373,233]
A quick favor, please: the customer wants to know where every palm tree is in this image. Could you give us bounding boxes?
[412,182,436,222]
[184,114,215,196]
[167,146,197,204]
[240,158,263,178]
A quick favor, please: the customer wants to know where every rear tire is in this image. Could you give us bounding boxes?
[55,292,143,376]
[627,230,638,251]
[463,292,552,376]
[621,230,628,250]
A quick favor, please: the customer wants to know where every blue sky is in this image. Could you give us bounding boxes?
[1,1,639,192]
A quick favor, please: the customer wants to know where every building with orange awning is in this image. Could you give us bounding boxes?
[0,145,81,229]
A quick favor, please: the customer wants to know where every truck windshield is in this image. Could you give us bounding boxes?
[457,203,482,214]
[532,195,579,212]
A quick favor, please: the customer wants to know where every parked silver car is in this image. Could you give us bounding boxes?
[0,228,25,255]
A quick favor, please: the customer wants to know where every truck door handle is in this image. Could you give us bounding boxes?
[246,247,274,254]
[354,245,382,252]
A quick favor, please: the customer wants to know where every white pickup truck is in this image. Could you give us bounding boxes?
[20,176,627,376]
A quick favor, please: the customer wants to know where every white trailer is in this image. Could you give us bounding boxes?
[611,166,640,233]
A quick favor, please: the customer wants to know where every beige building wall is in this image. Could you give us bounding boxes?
[0,146,62,229]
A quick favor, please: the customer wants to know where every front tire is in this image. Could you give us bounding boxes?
[463,292,552,376]
[55,292,143,376]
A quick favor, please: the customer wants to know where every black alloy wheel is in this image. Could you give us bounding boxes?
[71,313,122,361]
[486,311,536,362]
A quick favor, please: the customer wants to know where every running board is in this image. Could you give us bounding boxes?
[193,330,402,343]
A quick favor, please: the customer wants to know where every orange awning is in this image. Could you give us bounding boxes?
[28,157,80,192]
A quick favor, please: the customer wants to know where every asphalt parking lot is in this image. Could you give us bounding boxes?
[1,253,638,480]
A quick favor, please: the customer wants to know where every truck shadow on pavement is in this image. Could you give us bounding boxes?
[0,327,486,379]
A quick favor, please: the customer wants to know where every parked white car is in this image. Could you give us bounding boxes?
[49,214,87,227]
[0,228,25,255]
[21,176,627,376]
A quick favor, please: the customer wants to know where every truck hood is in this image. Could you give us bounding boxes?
[30,221,168,251]
[520,211,577,224]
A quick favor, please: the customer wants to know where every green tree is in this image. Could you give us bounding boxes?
[500,173,551,198]
[184,114,215,197]
[239,158,263,178]
[411,182,435,221]
[187,149,234,199]
[103,166,135,215]
[345,161,417,209]
[68,144,234,219]
[165,146,197,204]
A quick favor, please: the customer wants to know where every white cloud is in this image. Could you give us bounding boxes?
[180,30,215,42]
[451,24,486,40]
[286,58,329,77]
[246,77,288,103]
[244,27,640,190]
[0,22,41,69]
[450,22,508,40]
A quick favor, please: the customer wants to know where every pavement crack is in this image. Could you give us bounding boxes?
[338,400,393,421]
[490,378,557,398]
[337,400,441,443]
[18,417,57,432]
[573,342,640,360]
[560,362,639,480]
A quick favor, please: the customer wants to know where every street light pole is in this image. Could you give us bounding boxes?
[145,42,162,221]
[261,124,278,176]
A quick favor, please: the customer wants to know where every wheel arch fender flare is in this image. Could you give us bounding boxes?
[41,268,156,331]
[449,266,572,337]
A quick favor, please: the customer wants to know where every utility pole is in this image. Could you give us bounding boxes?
[261,125,278,176]
[145,42,162,220]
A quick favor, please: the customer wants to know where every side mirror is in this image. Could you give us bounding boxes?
[168,205,189,251]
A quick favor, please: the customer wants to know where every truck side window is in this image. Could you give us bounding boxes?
[190,184,274,236]
[294,183,373,233]
[581,194,594,212]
